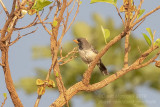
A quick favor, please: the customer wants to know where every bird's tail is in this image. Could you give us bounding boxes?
[97,61,109,75]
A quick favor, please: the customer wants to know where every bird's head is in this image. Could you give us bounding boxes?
[73,38,90,50]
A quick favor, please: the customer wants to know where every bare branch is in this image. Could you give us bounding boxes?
[1,97,7,107]
[124,32,131,68]
[0,10,2,14]
[130,0,144,25]
[9,28,38,46]
[37,13,52,36]
[58,0,80,45]
[115,6,125,26]
[14,15,38,31]
[0,0,9,17]
[132,5,160,27]
[58,47,78,66]
[65,1,79,33]
[133,18,145,31]
[10,0,17,16]
[0,63,5,66]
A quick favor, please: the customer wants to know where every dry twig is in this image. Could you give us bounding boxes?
[0,0,9,17]
[1,97,7,107]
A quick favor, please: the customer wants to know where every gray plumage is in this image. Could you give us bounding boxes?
[74,38,108,75]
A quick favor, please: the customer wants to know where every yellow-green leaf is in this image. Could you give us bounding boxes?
[37,86,45,95]
[32,0,53,11]
[101,25,110,44]
[146,28,153,41]
[142,33,151,46]
[90,0,116,6]
[36,79,44,86]
[47,80,56,88]
[3,93,7,98]
[137,9,145,19]
[154,39,160,47]
[52,20,58,27]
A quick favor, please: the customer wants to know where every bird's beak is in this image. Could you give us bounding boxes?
[73,39,79,44]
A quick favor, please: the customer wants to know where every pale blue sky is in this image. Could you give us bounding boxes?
[0,0,160,107]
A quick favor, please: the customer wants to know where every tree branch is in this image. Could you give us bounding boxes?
[131,5,160,28]
[124,32,131,67]
[50,44,159,107]
[0,0,9,17]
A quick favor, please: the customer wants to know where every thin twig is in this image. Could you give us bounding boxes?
[9,28,38,46]
[115,6,125,26]
[130,0,144,25]
[133,18,145,31]
[132,6,160,27]
[37,13,52,35]
[65,1,79,33]
[0,10,2,14]
[0,63,5,66]
[10,0,17,16]
[58,47,78,63]
[0,0,9,17]
[67,0,73,6]
[1,97,7,107]
[14,15,38,31]
[43,3,56,21]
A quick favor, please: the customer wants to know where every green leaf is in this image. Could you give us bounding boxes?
[52,20,58,27]
[114,0,117,5]
[32,0,53,11]
[154,39,160,47]
[90,0,116,5]
[101,25,110,44]
[146,28,153,41]
[142,33,151,46]
[137,9,145,19]
[79,1,82,5]
[56,72,59,77]
[3,93,7,98]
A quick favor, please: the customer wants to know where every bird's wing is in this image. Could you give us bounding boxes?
[91,46,98,54]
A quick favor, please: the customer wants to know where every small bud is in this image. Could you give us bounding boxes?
[21,10,27,15]
[155,61,160,68]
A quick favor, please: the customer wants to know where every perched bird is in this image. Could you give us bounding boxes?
[73,38,109,75]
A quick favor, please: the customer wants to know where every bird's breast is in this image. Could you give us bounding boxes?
[79,49,97,64]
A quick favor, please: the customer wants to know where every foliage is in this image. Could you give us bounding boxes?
[16,13,160,107]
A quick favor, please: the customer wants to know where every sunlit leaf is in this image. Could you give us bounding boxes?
[37,86,45,95]
[79,1,82,5]
[146,28,153,41]
[142,33,151,46]
[32,0,53,11]
[52,20,58,27]
[137,9,145,19]
[36,79,44,86]
[154,39,160,47]
[101,25,110,44]
[3,93,7,98]
[90,0,116,6]
[47,80,56,88]
[56,72,59,77]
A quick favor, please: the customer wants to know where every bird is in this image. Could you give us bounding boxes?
[73,38,109,75]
